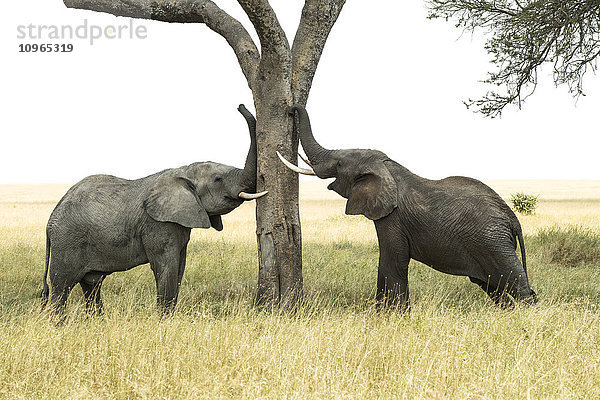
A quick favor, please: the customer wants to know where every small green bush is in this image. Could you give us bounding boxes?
[510,192,539,215]
[529,225,600,267]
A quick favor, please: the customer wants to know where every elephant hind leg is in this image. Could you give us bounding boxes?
[80,272,105,315]
[49,286,71,312]
[469,276,515,308]
[46,258,78,316]
[48,277,75,323]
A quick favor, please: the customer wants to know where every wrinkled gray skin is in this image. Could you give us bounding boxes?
[288,104,537,309]
[42,105,261,315]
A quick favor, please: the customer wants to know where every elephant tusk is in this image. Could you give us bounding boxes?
[298,151,313,168]
[238,191,268,200]
[276,151,316,176]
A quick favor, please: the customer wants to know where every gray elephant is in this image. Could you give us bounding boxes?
[42,105,266,315]
[279,104,536,309]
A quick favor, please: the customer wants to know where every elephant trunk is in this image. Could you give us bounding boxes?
[238,104,257,192]
[291,104,336,178]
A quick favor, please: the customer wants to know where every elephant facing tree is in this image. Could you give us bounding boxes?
[279,104,537,309]
[42,105,266,315]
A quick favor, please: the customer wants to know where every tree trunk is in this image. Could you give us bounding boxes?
[252,54,302,308]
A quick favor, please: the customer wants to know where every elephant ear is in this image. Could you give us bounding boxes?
[144,169,211,229]
[345,162,398,220]
[209,215,223,231]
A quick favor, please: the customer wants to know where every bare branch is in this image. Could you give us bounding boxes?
[63,0,260,89]
[291,0,346,105]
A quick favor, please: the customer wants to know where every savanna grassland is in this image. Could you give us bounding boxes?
[0,180,599,399]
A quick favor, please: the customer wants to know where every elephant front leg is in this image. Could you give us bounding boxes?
[144,226,190,315]
[149,251,182,314]
[376,259,410,310]
[375,232,410,311]
[177,245,188,290]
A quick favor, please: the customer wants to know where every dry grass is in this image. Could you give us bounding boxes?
[0,180,599,399]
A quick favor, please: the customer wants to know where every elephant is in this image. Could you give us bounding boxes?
[41,104,266,315]
[279,104,537,309]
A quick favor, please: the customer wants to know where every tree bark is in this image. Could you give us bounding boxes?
[62,0,346,308]
[292,0,346,105]
[253,93,302,308]
[238,0,302,307]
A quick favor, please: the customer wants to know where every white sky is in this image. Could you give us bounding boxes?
[1,0,599,183]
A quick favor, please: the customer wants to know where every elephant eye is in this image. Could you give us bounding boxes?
[214,176,223,183]
[184,180,196,191]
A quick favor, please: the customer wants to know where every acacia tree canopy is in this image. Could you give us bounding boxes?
[428,0,600,117]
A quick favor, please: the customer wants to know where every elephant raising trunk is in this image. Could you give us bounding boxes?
[42,104,267,316]
[279,104,537,309]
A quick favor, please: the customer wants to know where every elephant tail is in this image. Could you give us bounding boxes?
[41,229,50,308]
[514,224,527,275]
[514,220,537,302]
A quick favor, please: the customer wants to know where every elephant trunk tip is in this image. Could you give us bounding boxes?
[289,104,303,116]
[289,103,332,169]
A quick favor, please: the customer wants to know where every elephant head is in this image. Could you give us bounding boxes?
[145,104,266,230]
[279,104,398,221]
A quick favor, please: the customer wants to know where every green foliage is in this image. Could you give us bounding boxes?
[510,192,539,215]
[427,0,600,117]
[529,225,600,267]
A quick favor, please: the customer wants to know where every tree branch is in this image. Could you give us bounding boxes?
[237,0,293,133]
[63,0,260,89]
[237,0,290,57]
[428,0,600,117]
[291,0,346,105]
